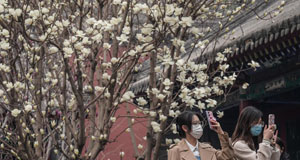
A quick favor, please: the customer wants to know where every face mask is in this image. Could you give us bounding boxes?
[250,124,263,136]
[190,124,203,139]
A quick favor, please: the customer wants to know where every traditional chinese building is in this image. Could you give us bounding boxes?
[130,0,300,159]
[208,1,300,159]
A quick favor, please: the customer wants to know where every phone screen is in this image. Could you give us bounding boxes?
[268,114,275,127]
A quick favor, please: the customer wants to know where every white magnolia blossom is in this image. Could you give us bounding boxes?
[163,79,173,86]
[137,97,148,106]
[248,60,260,70]
[174,139,181,144]
[102,73,111,80]
[40,129,45,135]
[216,52,227,62]
[223,48,233,54]
[74,149,79,155]
[34,141,39,148]
[49,46,59,54]
[111,57,119,64]
[128,50,137,57]
[120,151,125,157]
[193,87,206,99]
[179,87,190,99]
[151,121,161,132]
[143,109,149,115]
[169,110,176,117]
[206,99,217,108]
[110,117,116,123]
[116,34,129,44]
[156,94,166,101]
[141,24,153,35]
[70,145,75,151]
[11,109,21,117]
[133,3,149,14]
[103,43,111,49]
[219,64,229,72]
[0,89,3,96]
[149,111,157,117]
[170,102,178,109]
[179,17,193,27]
[151,88,160,95]
[24,104,33,112]
[121,91,135,102]
[176,59,185,67]
[165,138,173,145]
[164,16,179,25]
[185,97,196,108]
[159,114,167,121]
[8,8,22,19]
[171,38,184,48]
[212,85,224,95]
[195,41,205,49]
[51,120,56,127]
[242,83,249,89]
[217,111,224,118]
[31,118,36,124]
[138,144,143,149]
[0,40,10,50]
[133,109,138,114]
[162,56,174,66]
[1,29,9,37]
[110,17,122,25]
[197,101,206,110]
[171,124,178,134]
[5,82,13,91]
[154,66,161,72]
[63,47,73,58]
[60,134,65,140]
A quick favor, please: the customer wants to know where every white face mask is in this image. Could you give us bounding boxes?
[190,124,203,139]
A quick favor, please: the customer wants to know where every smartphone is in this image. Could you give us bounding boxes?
[206,111,216,129]
[268,114,275,127]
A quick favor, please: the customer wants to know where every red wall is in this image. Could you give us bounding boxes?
[97,103,148,160]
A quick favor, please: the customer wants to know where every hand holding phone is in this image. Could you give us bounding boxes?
[206,111,216,129]
[206,111,224,134]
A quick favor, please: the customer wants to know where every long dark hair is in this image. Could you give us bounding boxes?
[232,106,263,150]
[176,111,203,138]
[276,137,286,152]
[277,137,290,160]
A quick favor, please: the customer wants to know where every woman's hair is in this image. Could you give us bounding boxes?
[176,111,203,138]
[276,137,290,160]
[276,137,286,152]
[232,106,263,150]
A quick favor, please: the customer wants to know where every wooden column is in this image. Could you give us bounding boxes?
[239,100,250,113]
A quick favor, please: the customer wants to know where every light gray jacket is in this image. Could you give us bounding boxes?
[233,140,280,160]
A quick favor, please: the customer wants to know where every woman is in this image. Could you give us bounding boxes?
[168,111,235,160]
[232,106,280,160]
[276,137,290,160]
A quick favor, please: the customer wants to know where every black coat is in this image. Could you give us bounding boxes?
[280,152,290,160]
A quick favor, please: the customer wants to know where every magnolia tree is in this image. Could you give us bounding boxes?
[0,0,285,159]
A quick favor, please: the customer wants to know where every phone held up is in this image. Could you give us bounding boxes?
[268,114,275,129]
[206,111,216,129]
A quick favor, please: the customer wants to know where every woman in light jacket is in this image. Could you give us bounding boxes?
[168,111,235,160]
[232,106,280,160]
